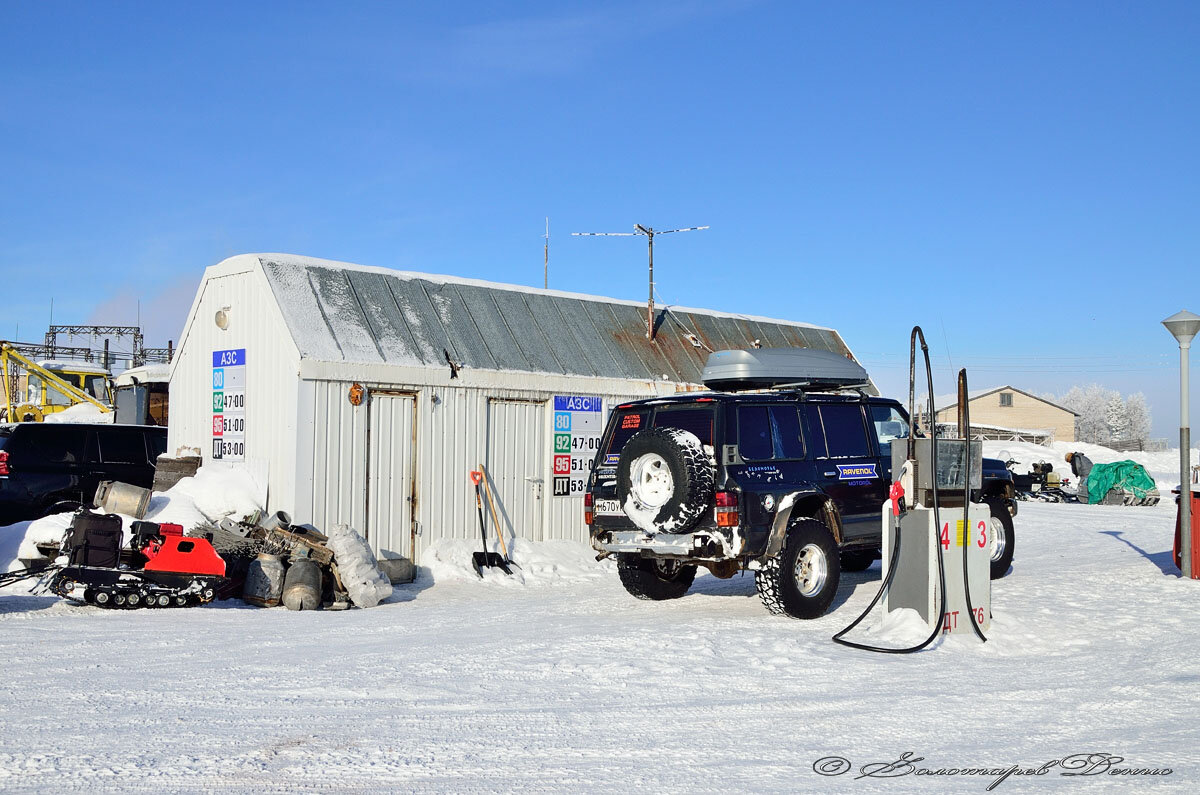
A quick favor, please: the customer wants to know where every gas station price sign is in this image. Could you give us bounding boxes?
[212,348,246,461]
[551,395,603,496]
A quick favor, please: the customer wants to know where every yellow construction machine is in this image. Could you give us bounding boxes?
[0,342,112,422]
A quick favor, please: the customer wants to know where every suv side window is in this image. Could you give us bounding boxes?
[869,405,909,458]
[27,426,86,464]
[771,406,805,459]
[96,428,147,465]
[806,404,871,458]
[737,405,805,461]
[737,406,773,460]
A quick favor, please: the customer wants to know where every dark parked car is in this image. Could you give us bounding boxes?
[0,423,167,526]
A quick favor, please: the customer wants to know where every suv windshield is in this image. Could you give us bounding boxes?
[652,407,714,446]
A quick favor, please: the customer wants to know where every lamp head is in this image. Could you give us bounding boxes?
[1163,309,1200,345]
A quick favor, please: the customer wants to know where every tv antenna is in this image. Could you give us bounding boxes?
[543,217,550,289]
[572,223,708,340]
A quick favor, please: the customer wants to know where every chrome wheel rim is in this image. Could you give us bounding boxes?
[990,516,1007,563]
[793,543,828,597]
[631,453,674,508]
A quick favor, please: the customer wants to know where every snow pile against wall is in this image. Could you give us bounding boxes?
[420,537,614,586]
[144,464,265,529]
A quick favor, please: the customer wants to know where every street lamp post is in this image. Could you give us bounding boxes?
[1163,309,1200,579]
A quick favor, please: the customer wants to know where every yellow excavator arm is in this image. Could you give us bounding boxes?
[0,342,112,421]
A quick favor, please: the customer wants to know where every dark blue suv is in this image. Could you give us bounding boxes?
[586,391,1015,619]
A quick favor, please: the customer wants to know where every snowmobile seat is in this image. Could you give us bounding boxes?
[66,511,123,568]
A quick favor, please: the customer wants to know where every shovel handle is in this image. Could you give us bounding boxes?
[474,484,489,551]
[479,465,510,559]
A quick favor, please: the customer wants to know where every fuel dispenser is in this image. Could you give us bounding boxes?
[882,438,991,635]
[834,326,991,653]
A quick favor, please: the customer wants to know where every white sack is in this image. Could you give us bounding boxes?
[326,524,393,608]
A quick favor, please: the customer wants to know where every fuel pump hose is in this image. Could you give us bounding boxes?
[832,326,949,654]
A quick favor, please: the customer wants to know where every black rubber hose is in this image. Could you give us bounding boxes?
[959,369,988,642]
[833,326,947,653]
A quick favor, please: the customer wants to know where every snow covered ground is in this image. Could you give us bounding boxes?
[2,494,1197,791]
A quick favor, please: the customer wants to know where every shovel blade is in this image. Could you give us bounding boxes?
[472,551,512,575]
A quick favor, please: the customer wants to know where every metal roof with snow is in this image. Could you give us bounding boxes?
[248,253,859,385]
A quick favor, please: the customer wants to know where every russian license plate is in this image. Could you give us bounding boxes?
[595,499,622,516]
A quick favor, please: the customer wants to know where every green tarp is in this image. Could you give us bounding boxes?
[1086,460,1157,503]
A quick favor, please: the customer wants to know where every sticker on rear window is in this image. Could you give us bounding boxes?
[836,463,878,480]
[621,415,641,429]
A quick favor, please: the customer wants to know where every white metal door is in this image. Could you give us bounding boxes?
[485,399,545,542]
[366,392,416,563]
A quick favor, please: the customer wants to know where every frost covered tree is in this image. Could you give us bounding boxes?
[1106,395,1129,442]
[1056,385,1152,445]
[1125,392,1152,444]
[1058,384,1119,443]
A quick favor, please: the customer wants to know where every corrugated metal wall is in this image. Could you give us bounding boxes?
[168,266,302,510]
[485,398,545,542]
[294,378,661,563]
[297,378,369,535]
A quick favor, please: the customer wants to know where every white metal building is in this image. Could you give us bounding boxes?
[168,253,862,576]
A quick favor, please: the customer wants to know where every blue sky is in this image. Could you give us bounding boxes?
[2,1,1197,436]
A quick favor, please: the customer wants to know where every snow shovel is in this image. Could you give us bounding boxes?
[470,471,512,577]
[479,464,519,570]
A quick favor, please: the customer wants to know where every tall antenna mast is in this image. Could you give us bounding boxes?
[572,223,708,340]
[544,217,550,289]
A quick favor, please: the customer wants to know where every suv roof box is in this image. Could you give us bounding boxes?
[701,348,870,392]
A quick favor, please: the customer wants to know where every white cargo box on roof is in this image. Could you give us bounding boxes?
[701,348,870,392]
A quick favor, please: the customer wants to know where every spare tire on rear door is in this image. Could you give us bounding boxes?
[617,427,715,534]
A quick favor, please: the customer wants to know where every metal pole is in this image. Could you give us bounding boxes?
[647,231,654,340]
[544,217,549,290]
[1181,339,1193,578]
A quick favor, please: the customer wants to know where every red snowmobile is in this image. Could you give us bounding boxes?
[2,511,227,608]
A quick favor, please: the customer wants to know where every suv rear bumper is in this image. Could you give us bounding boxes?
[591,528,743,561]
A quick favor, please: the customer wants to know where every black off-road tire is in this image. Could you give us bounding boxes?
[617,427,715,534]
[985,498,1015,580]
[756,518,841,619]
[839,549,876,572]
[616,555,697,600]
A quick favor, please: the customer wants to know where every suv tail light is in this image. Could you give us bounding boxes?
[0,451,9,476]
[583,492,594,526]
[715,490,738,527]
